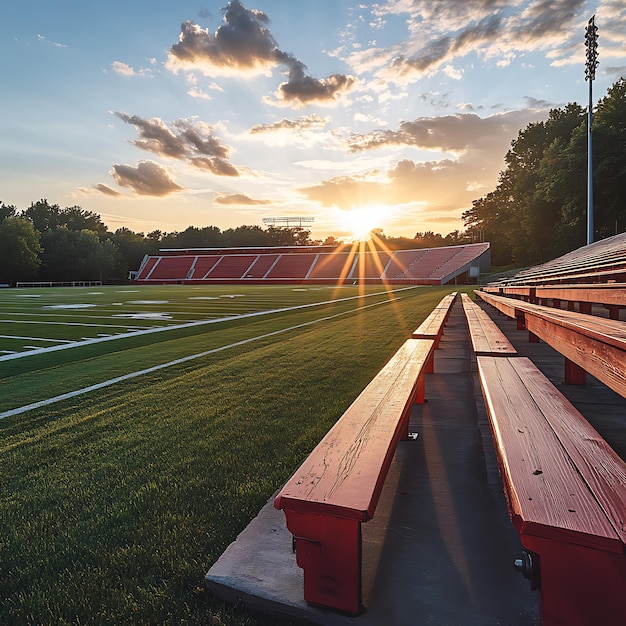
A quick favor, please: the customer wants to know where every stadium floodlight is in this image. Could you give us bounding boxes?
[585,15,599,245]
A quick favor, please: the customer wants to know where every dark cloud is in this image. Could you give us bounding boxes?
[275,71,356,107]
[190,156,239,176]
[167,0,354,107]
[113,112,240,177]
[114,112,229,159]
[169,2,277,74]
[110,161,184,196]
[214,193,271,205]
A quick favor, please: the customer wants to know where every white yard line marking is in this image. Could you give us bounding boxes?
[0,335,73,343]
[0,319,147,330]
[0,297,400,420]
[0,287,417,362]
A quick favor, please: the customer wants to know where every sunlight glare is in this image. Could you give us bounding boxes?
[340,206,386,241]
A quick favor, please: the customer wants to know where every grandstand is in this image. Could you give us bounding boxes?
[134,242,490,286]
[488,232,626,286]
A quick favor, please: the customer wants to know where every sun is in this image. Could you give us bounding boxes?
[339,205,386,241]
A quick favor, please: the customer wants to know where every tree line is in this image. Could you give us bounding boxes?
[463,78,626,267]
[0,200,472,285]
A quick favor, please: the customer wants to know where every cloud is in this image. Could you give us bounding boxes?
[114,112,227,158]
[190,157,239,176]
[111,61,153,77]
[37,34,67,48]
[110,161,184,196]
[249,115,329,134]
[166,0,355,107]
[214,193,272,205]
[358,0,589,82]
[271,71,357,108]
[113,112,240,175]
[347,109,545,154]
[300,106,552,218]
[93,183,123,197]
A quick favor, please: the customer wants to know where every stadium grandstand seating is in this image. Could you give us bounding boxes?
[134,242,490,286]
[489,232,626,286]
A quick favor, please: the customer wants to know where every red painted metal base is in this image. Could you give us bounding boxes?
[521,535,626,626]
[283,511,362,615]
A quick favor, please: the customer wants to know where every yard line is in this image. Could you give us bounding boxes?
[0,286,417,363]
[0,335,73,343]
[0,319,147,330]
[0,297,400,420]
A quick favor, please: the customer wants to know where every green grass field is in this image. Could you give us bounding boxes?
[0,283,465,625]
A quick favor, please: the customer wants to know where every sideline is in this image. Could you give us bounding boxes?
[0,286,418,363]
[0,297,400,420]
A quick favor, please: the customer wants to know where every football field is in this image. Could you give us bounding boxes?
[0,283,461,625]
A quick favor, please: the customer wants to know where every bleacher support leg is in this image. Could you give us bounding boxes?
[520,535,626,626]
[564,358,586,385]
[284,511,362,615]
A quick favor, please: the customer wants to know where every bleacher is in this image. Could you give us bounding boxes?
[474,233,626,625]
[491,232,626,286]
[134,242,491,286]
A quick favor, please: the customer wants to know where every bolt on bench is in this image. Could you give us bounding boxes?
[477,355,626,626]
[274,337,435,614]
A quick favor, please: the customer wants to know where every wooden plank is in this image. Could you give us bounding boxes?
[461,294,517,356]
[524,314,626,398]
[515,358,626,545]
[275,338,434,521]
[535,286,626,307]
[477,356,623,553]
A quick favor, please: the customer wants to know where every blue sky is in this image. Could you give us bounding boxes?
[1,0,624,241]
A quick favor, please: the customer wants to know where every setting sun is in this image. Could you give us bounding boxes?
[340,205,387,241]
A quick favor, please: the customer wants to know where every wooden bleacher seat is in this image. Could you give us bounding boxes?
[274,338,435,614]
[461,293,517,356]
[477,355,626,626]
[476,291,626,397]
[411,292,457,349]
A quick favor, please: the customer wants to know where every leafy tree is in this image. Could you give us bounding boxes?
[60,206,108,236]
[0,217,42,284]
[161,225,223,249]
[0,202,17,223]
[23,199,62,232]
[39,228,118,281]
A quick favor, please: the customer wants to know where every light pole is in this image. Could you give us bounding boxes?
[585,15,599,245]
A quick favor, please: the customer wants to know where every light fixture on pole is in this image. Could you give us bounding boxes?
[585,15,599,245]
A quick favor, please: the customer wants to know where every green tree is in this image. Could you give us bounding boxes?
[60,206,109,237]
[39,228,118,281]
[0,202,17,223]
[0,217,42,284]
[23,199,62,232]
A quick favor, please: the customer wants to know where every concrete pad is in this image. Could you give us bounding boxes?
[206,304,541,624]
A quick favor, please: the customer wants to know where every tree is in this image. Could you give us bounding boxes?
[23,199,62,232]
[39,228,118,281]
[0,202,17,223]
[464,102,587,265]
[0,217,42,284]
[60,206,109,237]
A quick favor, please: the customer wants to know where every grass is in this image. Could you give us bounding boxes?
[0,284,463,625]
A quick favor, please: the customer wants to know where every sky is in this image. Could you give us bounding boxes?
[2,1,625,242]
